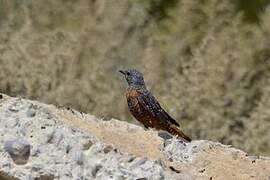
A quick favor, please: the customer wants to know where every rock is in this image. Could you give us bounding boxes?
[4,138,31,165]
[158,131,173,140]
[72,150,84,165]
[103,144,113,153]
[36,174,55,180]
[26,109,36,117]
[91,164,103,177]
[31,147,41,156]
[81,137,94,150]
[130,157,148,169]
[163,138,202,162]
[31,164,44,172]
[0,94,269,179]
[46,129,64,146]
[8,105,19,113]
[100,116,112,121]
[65,143,72,154]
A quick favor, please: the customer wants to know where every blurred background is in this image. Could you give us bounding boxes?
[0,0,270,156]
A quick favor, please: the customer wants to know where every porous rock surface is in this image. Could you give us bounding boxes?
[0,94,269,180]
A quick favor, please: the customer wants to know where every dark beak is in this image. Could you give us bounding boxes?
[119,70,126,75]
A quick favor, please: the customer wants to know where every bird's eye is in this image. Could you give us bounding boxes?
[126,72,130,76]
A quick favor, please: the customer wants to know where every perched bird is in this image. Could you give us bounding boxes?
[119,69,191,142]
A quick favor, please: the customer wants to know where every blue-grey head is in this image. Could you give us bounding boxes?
[119,69,146,88]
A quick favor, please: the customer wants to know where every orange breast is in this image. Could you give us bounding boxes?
[125,88,140,115]
[125,88,160,128]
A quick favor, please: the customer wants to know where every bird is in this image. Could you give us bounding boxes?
[119,69,191,142]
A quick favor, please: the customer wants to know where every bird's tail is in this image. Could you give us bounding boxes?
[167,125,191,142]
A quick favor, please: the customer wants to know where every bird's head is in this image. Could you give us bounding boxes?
[119,69,146,88]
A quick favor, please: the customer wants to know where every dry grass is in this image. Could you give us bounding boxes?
[0,0,269,155]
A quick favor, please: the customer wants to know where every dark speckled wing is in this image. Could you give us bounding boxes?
[137,90,180,127]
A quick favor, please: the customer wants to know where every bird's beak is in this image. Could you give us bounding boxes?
[119,70,126,75]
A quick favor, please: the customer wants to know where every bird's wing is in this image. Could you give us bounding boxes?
[137,90,180,127]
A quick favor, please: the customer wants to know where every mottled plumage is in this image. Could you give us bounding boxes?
[119,69,191,142]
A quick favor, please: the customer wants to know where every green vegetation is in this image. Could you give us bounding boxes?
[0,0,269,155]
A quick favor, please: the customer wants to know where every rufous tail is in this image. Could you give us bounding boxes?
[167,125,191,142]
